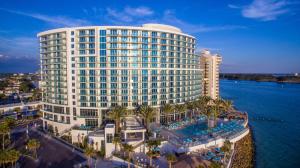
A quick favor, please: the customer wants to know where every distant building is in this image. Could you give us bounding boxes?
[200,50,222,100]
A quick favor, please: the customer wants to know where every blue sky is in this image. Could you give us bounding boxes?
[0,0,299,73]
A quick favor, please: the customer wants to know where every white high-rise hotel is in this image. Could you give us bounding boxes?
[200,50,222,100]
[38,24,202,133]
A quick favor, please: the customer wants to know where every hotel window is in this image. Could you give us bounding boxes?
[100,43,106,49]
[80,109,98,117]
[121,29,128,36]
[142,37,148,43]
[86,119,98,128]
[79,37,85,42]
[110,29,117,35]
[151,31,157,37]
[90,90,96,95]
[79,30,85,35]
[100,37,106,42]
[106,133,113,143]
[79,50,85,54]
[142,44,148,49]
[100,30,106,36]
[142,31,148,37]
[152,38,157,44]
[89,37,95,42]
[100,50,106,56]
[131,37,138,43]
[89,43,95,48]
[89,30,95,35]
[132,30,138,36]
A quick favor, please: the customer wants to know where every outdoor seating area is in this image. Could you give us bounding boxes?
[201,147,225,163]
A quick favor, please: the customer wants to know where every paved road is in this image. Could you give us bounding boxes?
[12,128,86,168]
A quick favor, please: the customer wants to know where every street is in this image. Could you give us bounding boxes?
[12,126,86,168]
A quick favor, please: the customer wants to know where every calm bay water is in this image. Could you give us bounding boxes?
[220,80,300,168]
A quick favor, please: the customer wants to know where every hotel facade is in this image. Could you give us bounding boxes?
[38,24,202,134]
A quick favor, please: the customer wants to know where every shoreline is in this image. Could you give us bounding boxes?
[230,127,255,168]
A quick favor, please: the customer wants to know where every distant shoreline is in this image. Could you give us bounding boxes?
[220,73,300,84]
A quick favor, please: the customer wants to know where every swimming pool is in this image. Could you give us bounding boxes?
[175,120,245,139]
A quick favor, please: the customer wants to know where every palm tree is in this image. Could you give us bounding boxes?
[166,153,177,168]
[108,106,127,134]
[186,101,196,119]
[4,118,16,129]
[222,100,233,113]
[112,135,121,152]
[138,105,156,132]
[122,143,134,168]
[0,123,9,150]
[84,147,95,168]
[146,139,161,167]
[161,104,174,124]
[214,99,224,114]
[174,104,186,120]
[8,149,20,168]
[27,139,40,159]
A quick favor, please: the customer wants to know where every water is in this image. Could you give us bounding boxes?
[220,80,300,168]
[176,121,208,136]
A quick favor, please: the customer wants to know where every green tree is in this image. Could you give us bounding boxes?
[84,147,95,168]
[221,140,231,153]
[0,123,10,150]
[122,143,134,168]
[175,104,186,120]
[0,149,20,167]
[186,101,196,119]
[0,94,6,101]
[4,118,16,129]
[146,139,161,167]
[13,107,21,113]
[19,80,35,93]
[27,139,40,159]
[138,105,156,133]
[222,100,233,113]
[209,162,221,168]
[166,153,177,168]
[108,106,127,134]
[161,104,174,124]
[112,135,121,152]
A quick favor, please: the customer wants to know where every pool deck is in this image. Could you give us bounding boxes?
[155,118,249,153]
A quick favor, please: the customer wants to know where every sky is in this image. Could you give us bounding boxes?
[0,0,299,73]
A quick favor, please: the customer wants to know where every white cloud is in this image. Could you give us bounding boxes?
[241,0,290,21]
[0,36,38,59]
[0,8,90,27]
[124,6,154,16]
[105,6,154,24]
[106,8,133,23]
[161,10,246,33]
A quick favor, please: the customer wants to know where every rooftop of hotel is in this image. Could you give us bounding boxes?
[37,23,194,38]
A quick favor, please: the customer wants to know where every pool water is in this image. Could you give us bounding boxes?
[176,121,208,136]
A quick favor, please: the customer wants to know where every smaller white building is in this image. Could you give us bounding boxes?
[121,117,146,146]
